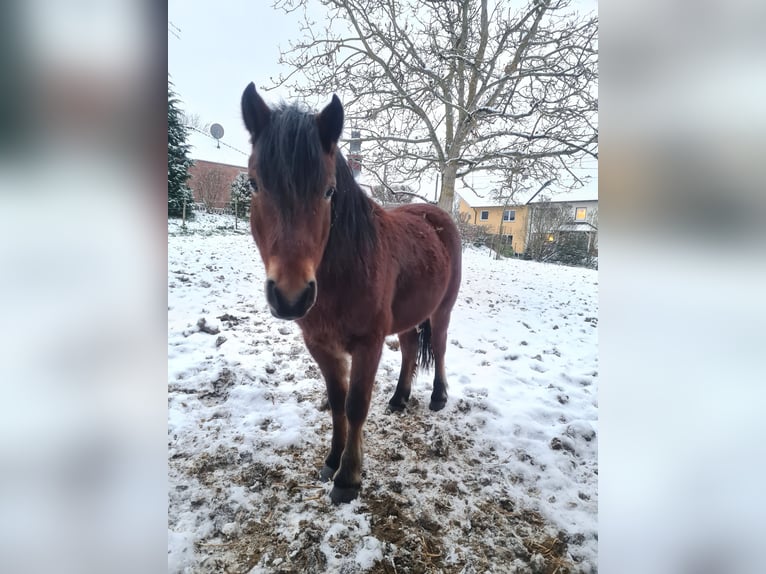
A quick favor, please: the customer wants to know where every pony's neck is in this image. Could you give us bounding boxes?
[319,153,377,277]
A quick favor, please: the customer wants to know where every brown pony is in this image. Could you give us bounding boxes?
[241,83,462,503]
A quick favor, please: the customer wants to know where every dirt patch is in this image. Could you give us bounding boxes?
[217,313,243,327]
[355,489,448,573]
[199,368,237,406]
[188,445,251,485]
[521,532,573,574]
[171,371,589,574]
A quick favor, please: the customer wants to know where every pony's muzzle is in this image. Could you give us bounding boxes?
[265,279,317,320]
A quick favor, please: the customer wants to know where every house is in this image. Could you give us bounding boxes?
[455,193,530,255]
[456,188,598,258]
[526,198,598,256]
[187,159,247,209]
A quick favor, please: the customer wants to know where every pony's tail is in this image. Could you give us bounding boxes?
[416,320,435,372]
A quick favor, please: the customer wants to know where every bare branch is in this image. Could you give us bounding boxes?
[271,0,598,211]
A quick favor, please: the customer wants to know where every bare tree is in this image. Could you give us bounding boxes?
[194,168,229,211]
[588,205,598,254]
[270,0,597,213]
[489,173,553,258]
[453,209,492,248]
[369,183,416,205]
[180,111,210,134]
[525,200,570,262]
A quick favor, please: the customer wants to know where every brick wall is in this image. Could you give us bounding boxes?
[188,159,247,208]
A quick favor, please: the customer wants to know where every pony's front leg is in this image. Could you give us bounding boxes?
[305,342,349,482]
[330,340,383,504]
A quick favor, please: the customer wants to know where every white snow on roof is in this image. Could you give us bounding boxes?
[458,180,598,208]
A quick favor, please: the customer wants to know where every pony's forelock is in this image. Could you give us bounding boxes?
[255,103,327,214]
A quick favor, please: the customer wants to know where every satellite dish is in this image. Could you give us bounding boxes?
[210,123,224,148]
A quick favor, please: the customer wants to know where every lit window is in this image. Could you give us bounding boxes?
[503,210,516,221]
[480,210,489,220]
[547,234,555,242]
[575,207,587,221]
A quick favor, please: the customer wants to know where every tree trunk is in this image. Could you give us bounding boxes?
[437,163,458,214]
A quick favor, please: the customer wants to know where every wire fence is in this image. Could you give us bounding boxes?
[174,199,249,234]
[190,202,235,216]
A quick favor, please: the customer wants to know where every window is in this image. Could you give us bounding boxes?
[575,207,587,221]
[503,209,516,222]
[480,210,489,221]
[502,234,513,245]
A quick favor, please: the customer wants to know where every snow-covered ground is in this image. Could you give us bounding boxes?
[168,212,598,573]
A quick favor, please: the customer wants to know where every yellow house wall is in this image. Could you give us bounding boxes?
[457,197,530,254]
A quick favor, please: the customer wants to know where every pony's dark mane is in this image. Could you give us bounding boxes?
[255,102,326,215]
[322,151,377,276]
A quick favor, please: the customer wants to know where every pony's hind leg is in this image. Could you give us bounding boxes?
[388,329,418,412]
[428,310,452,411]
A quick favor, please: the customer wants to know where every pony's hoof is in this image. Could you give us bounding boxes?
[329,484,360,504]
[319,465,337,482]
[387,397,408,412]
[429,398,447,411]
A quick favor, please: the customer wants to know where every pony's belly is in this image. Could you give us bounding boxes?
[389,286,445,334]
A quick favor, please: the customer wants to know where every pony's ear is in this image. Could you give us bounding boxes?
[241,82,271,140]
[317,94,344,153]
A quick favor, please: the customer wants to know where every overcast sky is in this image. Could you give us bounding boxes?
[168,0,598,199]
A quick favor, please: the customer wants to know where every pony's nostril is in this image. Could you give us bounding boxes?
[305,280,317,307]
[266,279,316,319]
[266,279,278,303]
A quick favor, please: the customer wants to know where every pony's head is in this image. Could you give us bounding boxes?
[241,83,343,320]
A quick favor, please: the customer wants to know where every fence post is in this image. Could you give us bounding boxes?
[182,199,187,230]
[234,196,238,230]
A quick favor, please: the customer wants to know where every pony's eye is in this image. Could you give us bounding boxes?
[324,186,335,200]
[248,178,259,192]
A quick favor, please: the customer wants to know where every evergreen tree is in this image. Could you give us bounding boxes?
[168,80,194,218]
[230,172,252,218]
